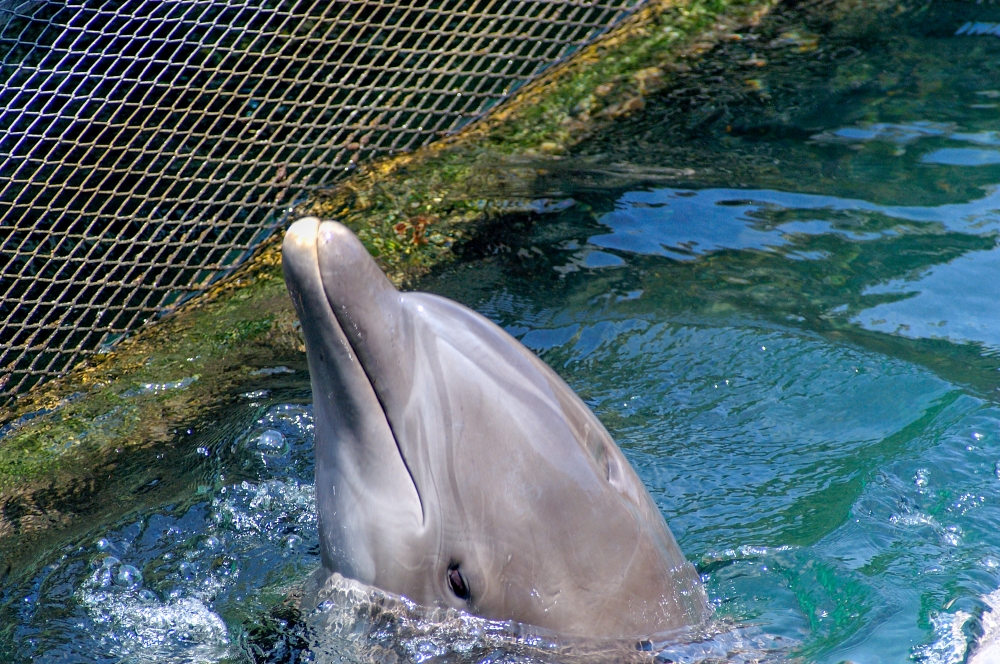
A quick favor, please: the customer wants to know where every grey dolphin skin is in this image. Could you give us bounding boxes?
[282,217,709,638]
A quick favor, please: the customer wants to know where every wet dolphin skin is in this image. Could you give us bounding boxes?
[281,217,708,638]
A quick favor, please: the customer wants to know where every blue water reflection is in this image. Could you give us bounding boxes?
[854,248,1000,350]
[590,186,1000,261]
[811,122,1000,148]
[589,186,1000,350]
[922,149,1000,166]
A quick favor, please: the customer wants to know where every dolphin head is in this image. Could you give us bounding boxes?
[282,217,708,638]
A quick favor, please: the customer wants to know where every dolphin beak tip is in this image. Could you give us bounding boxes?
[286,217,360,261]
[284,217,393,302]
[284,216,322,252]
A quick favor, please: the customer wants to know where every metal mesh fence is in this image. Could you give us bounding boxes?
[0,0,639,407]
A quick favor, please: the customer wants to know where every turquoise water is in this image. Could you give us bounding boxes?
[6,0,1000,661]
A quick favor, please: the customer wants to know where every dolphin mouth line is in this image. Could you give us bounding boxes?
[313,238,426,525]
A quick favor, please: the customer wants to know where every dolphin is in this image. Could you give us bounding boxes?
[281,217,709,638]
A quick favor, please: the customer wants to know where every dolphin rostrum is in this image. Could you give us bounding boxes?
[282,217,709,638]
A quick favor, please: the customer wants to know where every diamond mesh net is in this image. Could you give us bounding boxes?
[0,0,639,406]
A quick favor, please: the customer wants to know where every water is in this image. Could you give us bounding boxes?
[6,0,1000,661]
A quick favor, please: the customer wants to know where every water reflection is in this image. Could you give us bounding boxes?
[587,186,1000,353]
[811,123,1000,149]
[854,248,1000,351]
[922,149,1000,167]
[590,186,1000,261]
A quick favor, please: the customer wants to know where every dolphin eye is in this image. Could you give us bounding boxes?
[447,563,470,601]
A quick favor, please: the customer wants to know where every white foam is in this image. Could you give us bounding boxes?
[76,475,317,663]
[969,588,1000,664]
[911,588,1000,664]
[912,610,972,664]
[304,573,795,664]
[79,589,231,663]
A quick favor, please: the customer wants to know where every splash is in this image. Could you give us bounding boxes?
[303,573,797,664]
[78,561,231,663]
[970,589,1000,664]
[912,611,972,664]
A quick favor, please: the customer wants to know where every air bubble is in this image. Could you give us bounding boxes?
[942,525,963,547]
[114,565,143,589]
[256,429,287,455]
[179,561,197,582]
